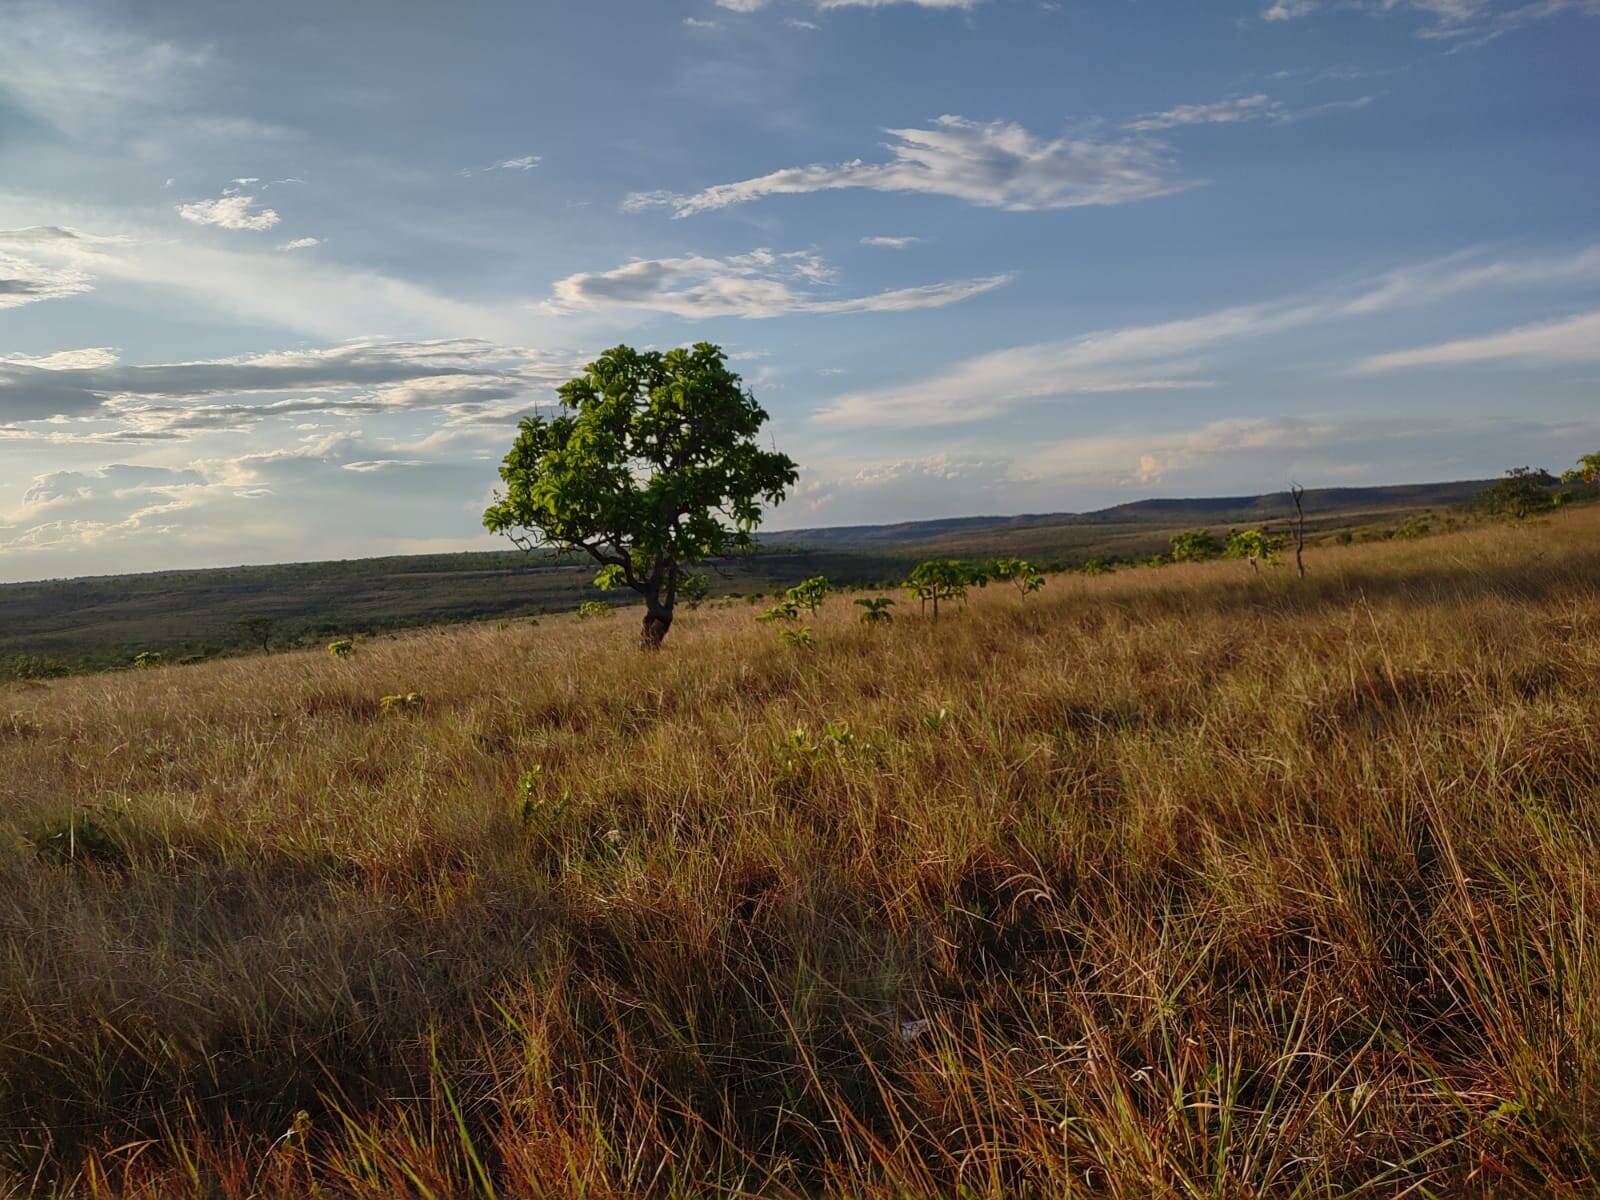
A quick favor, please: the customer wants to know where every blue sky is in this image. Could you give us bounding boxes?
[1,0,1597,580]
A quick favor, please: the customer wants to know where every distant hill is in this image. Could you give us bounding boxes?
[770,479,1496,550]
[1,476,1500,674]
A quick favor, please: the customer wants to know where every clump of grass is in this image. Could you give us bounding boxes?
[2,509,1600,1196]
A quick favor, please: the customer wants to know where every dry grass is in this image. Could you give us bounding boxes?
[3,509,1600,1197]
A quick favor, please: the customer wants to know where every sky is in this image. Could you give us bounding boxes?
[1,0,1597,581]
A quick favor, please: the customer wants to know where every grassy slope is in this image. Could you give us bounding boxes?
[3,509,1599,1196]
[0,479,1492,674]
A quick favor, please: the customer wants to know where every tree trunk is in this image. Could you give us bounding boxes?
[640,607,672,650]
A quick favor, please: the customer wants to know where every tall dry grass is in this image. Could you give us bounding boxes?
[3,510,1599,1197]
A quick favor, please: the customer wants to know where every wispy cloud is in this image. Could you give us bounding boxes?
[176,193,282,231]
[1124,92,1374,131]
[1261,0,1600,48]
[459,154,541,175]
[1126,94,1286,131]
[539,247,1011,318]
[279,236,321,251]
[0,250,92,308]
[861,235,923,249]
[815,243,1600,428]
[626,115,1194,217]
[1354,308,1600,372]
[0,338,573,430]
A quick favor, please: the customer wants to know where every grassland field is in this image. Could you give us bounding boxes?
[2,504,1599,1196]
[0,480,1494,679]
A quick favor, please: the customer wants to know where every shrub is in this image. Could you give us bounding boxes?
[786,576,831,615]
[379,692,425,715]
[758,599,801,623]
[854,596,895,624]
[990,558,1046,597]
[1477,467,1560,520]
[577,601,612,619]
[1169,530,1222,562]
[1224,528,1284,574]
[904,559,987,620]
[132,651,164,669]
[328,640,355,658]
[778,626,814,650]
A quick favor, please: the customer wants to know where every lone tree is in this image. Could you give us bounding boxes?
[484,343,798,649]
[236,616,274,652]
[1476,466,1559,521]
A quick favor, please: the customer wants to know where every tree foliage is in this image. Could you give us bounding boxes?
[989,557,1045,598]
[1169,530,1223,563]
[483,343,798,648]
[904,559,987,620]
[1225,528,1284,574]
[1476,467,1559,521]
[1562,452,1600,485]
[854,597,895,624]
[786,576,831,615]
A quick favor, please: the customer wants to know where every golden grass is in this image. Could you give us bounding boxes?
[4,510,1600,1197]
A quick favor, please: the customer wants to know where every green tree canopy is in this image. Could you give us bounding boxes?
[1169,529,1223,563]
[1562,452,1600,485]
[1225,528,1284,574]
[1476,467,1559,521]
[484,343,798,648]
[904,559,987,620]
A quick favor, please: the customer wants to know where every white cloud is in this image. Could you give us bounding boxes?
[815,242,1600,428]
[1260,0,1600,46]
[0,347,119,369]
[0,250,92,308]
[279,237,321,251]
[1126,94,1285,132]
[626,115,1193,217]
[176,194,282,231]
[861,235,922,248]
[0,337,573,430]
[460,154,541,175]
[539,247,1012,318]
[0,2,210,137]
[684,17,721,26]
[0,219,531,342]
[715,0,767,9]
[1340,244,1600,313]
[1124,92,1375,131]
[1354,309,1600,373]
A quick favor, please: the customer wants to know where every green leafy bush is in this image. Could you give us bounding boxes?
[990,558,1046,597]
[779,626,815,650]
[904,559,987,620]
[854,597,895,624]
[1224,528,1285,573]
[1169,530,1222,563]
